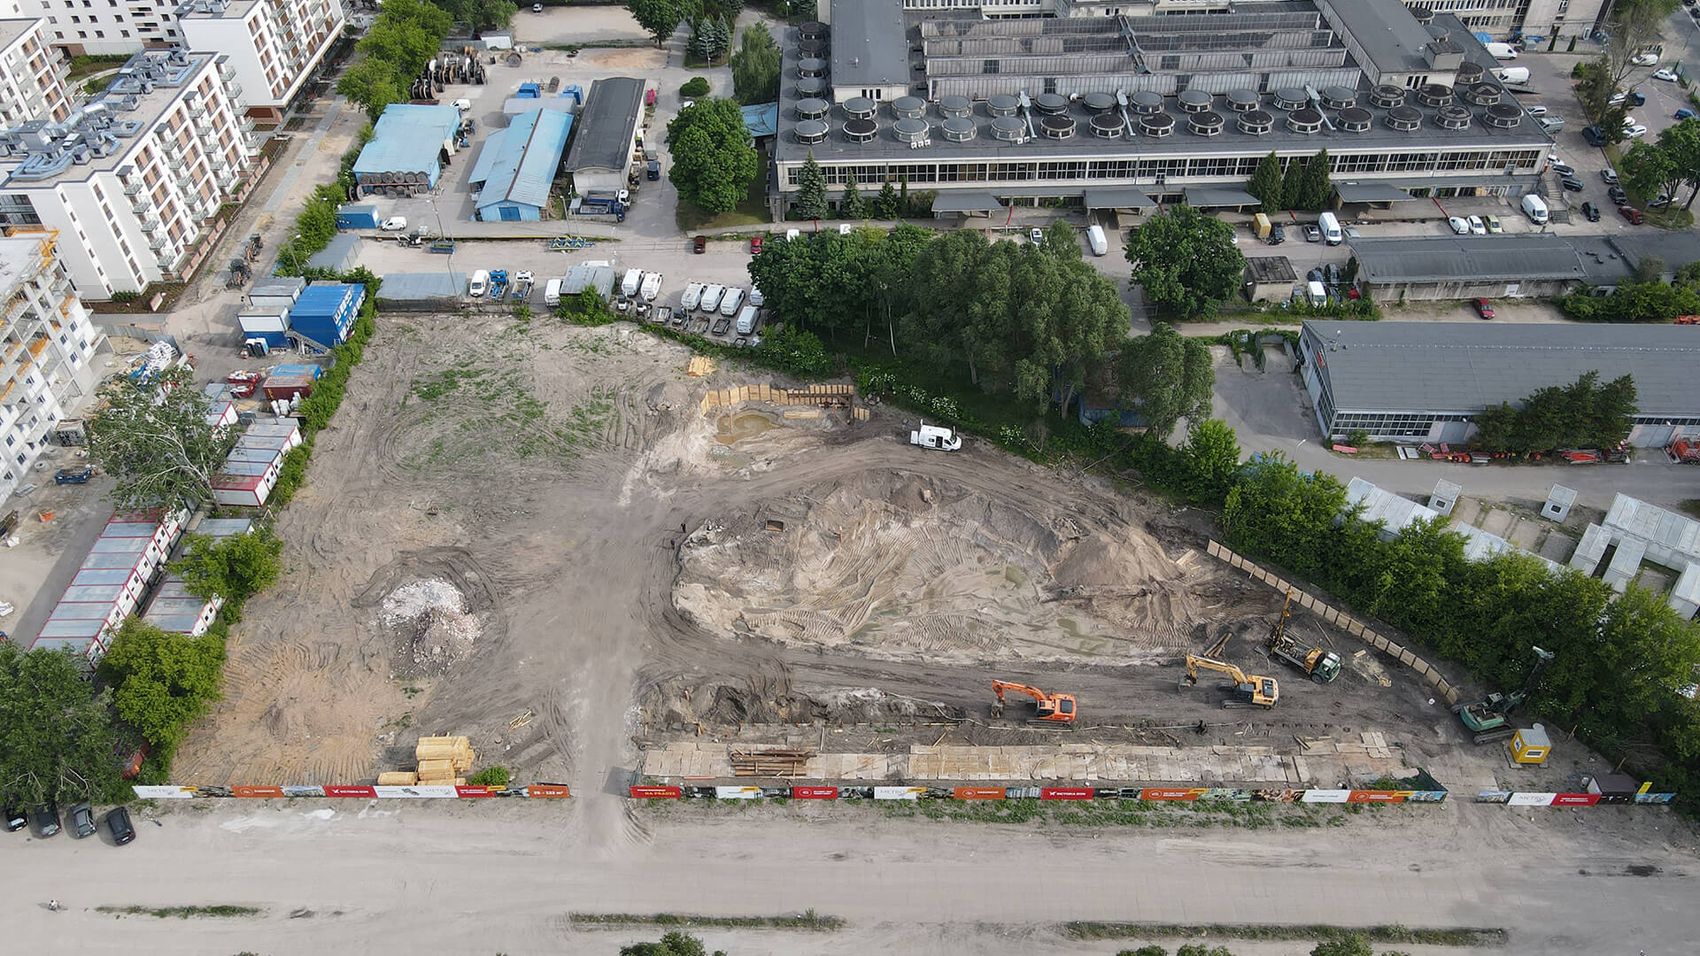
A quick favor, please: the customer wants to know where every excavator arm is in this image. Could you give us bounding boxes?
[1184,655,1250,685]
[990,680,1077,723]
[1183,656,1280,708]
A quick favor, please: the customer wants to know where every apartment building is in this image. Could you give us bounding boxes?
[177,0,347,120]
[20,0,182,54]
[0,229,106,505]
[0,17,72,126]
[0,48,256,299]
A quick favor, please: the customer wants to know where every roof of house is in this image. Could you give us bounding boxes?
[1349,234,1589,284]
[829,0,909,88]
[564,77,644,173]
[1302,320,1700,416]
[471,108,574,212]
[353,104,461,177]
[1245,256,1298,283]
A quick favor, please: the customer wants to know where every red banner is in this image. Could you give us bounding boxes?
[629,785,682,799]
[231,786,284,798]
[790,786,838,800]
[1040,787,1094,801]
[322,785,376,798]
[953,787,1006,800]
[526,784,573,799]
[1347,790,1408,803]
[454,786,499,798]
[1552,793,1602,806]
[1141,788,1205,801]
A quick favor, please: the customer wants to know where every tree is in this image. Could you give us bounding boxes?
[689,15,731,61]
[1115,321,1214,436]
[1279,157,1306,210]
[666,98,758,214]
[0,643,123,807]
[1125,205,1245,318]
[730,22,780,105]
[99,618,227,753]
[1472,371,1637,453]
[88,365,238,511]
[626,0,683,46]
[679,75,710,98]
[1654,118,1700,207]
[1249,151,1283,213]
[336,56,411,122]
[336,0,451,119]
[1573,57,1631,134]
[1600,0,1679,90]
[1119,948,1169,956]
[435,0,516,33]
[171,528,284,604]
[840,180,864,219]
[870,180,900,219]
[1179,418,1241,505]
[1175,946,1236,956]
[1299,149,1332,209]
[1621,140,1679,205]
[620,931,722,956]
[793,153,828,219]
[1309,936,1372,956]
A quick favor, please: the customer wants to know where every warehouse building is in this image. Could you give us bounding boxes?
[777,0,1552,217]
[564,76,644,196]
[1349,234,1589,301]
[352,104,463,198]
[1298,321,1700,446]
[469,108,574,222]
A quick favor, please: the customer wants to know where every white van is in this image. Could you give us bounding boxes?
[1306,280,1327,306]
[468,269,489,298]
[1521,193,1549,224]
[735,304,759,336]
[1086,223,1108,256]
[1485,42,1518,60]
[719,286,745,317]
[543,278,563,306]
[681,282,704,311]
[1317,211,1343,245]
[639,271,662,301]
[699,284,726,313]
[1493,66,1530,85]
[620,268,642,298]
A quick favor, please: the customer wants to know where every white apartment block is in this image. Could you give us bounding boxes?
[0,48,257,299]
[22,0,182,54]
[0,229,106,505]
[178,0,347,120]
[0,18,72,126]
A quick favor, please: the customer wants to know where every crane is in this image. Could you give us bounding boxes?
[1183,656,1280,708]
[990,680,1077,723]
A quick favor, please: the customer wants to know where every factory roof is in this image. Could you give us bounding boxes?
[1317,0,1448,76]
[472,108,574,212]
[565,77,643,173]
[305,233,360,273]
[354,104,461,178]
[829,0,909,88]
[1302,320,1700,417]
[376,271,468,301]
[1349,234,1589,284]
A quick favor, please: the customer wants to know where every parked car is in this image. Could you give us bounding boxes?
[1303,224,1321,242]
[1447,215,1470,235]
[67,802,96,839]
[1619,204,1645,224]
[1608,185,1629,204]
[379,217,407,231]
[105,806,135,846]
[1484,214,1502,233]
[1525,104,1548,116]
[1677,108,1698,121]
[54,465,93,484]
[1608,90,1646,107]
[1560,176,1584,192]
[1467,215,1487,235]
[1028,227,1044,244]
[1625,124,1649,139]
[4,805,24,832]
[1601,167,1620,184]
[1631,51,1659,66]
[1581,201,1602,221]
[1549,162,1574,176]
[531,2,542,10]
[30,804,59,838]
[1654,68,1680,82]
[1473,298,1496,320]
[749,235,763,255]
[692,235,705,254]
[1650,192,1675,208]
[1267,223,1286,244]
[1582,125,1606,146]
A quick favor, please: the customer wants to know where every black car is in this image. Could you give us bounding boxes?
[1560,176,1584,192]
[54,465,93,485]
[1581,201,1601,221]
[30,804,59,838]
[1267,224,1286,244]
[4,805,25,832]
[67,802,96,839]
[1550,162,1576,177]
[105,806,135,846]
[1608,185,1629,204]
[1582,125,1606,146]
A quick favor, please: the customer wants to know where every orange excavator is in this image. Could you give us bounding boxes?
[990,680,1077,723]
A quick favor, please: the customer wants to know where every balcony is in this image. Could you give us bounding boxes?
[130,195,153,216]
[148,236,167,252]
[122,180,143,197]
[139,217,161,233]
[165,156,185,172]
[188,104,206,119]
[226,82,244,102]
[218,63,236,84]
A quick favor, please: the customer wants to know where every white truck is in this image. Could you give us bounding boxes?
[620,268,642,299]
[1317,211,1343,245]
[544,278,564,306]
[1086,223,1108,256]
[699,284,726,313]
[639,271,663,301]
[1484,42,1518,60]
[468,270,489,298]
[719,286,745,317]
[910,421,962,451]
[735,304,759,336]
[680,282,704,311]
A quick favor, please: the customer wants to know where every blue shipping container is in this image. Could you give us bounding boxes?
[288,283,366,349]
[335,203,380,229]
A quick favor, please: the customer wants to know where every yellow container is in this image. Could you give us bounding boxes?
[1510,724,1552,765]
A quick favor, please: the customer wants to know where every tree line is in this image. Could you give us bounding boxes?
[1561,258,1700,323]
[1248,149,1334,214]
[1472,371,1637,454]
[336,0,457,121]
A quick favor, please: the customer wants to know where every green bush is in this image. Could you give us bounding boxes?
[467,765,511,788]
[680,76,710,97]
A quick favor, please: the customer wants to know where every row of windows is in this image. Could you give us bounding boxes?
[784,148,1545,187]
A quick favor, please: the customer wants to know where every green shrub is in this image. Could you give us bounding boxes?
[680,76,710,97]
[467,765,511,788]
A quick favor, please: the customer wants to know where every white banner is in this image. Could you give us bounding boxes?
[714,786,763,800]
[132,785,195,799]
[873,786,924,801]
[1508,792,1557,807]
[372,785,461,799]
[1301,789,1351,803]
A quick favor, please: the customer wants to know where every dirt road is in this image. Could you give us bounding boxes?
[6,799,1692,955]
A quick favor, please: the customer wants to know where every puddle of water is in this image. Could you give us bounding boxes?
[716,412,777,445]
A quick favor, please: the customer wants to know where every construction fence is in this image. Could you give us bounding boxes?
[1474,789,1676,807]
[1205,540,1464,707]
[631,779,1449,804]
[132,783,570,799]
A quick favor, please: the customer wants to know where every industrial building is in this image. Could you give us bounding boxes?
[141,515,253,636]
[303,231,359,273]
[1349,234,1589,301]
[211,417,302,507]
[31,508,188,663]
[0,17,71,126]
[1402,0,1607,42]
[0,230,107,506]
[1570,494,1700,619]
[1298,321,1700,446]
[778,0,1552,217]
[352,104,463,198]
[176,0,346,121]
[564,76,644,197]
[0,48,257,299]
[374,271,467,309]
[469,108,574,222]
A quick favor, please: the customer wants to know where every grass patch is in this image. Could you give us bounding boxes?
[1064,922,1506,946]
[1682,500,1700,520]
[570,911,843,931]
[674,172,769,231]
[1646,206,1695,230]
[96,905,264,919]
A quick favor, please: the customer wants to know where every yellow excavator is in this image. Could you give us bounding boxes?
[1184,656,1280,708]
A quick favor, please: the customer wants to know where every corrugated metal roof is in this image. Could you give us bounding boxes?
[377,272,468,300]
[1350,234,1587,283]
[293,283,361,319]
[562,264,616,297]
[475,109,574,213]
[565,77,644,173]
[305,233,360,273]
[1303,320,1700,417]
[196,518,254,538]
[353,104,461,177]
[1184,187,1260,208]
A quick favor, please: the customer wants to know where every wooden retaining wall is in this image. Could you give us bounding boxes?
[699,382,860,413]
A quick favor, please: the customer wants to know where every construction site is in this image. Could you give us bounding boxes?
[161,307,1621,813]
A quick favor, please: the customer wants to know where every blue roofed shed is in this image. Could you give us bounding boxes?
[352,104,463,193]
[470,109,574,221]
[742,102,779,139]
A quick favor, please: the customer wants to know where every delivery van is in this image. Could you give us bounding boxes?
[620,268,642,298]
[699,284,726,313]
[1521,193,1549,225]
[1485,42,1518,60]
[681,282,704,311]
[1086,223,1109,256]
[719,286,745,317]
[468,270,489,298]
[735,304,759,336]
[1317,211,1343,245]
[543,278,563,306]
[1492,66,1530,85]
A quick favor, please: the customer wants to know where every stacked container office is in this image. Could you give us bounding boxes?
[288,282,365,350]
[30,509,189,664]
[141,517,254,636]
[203,382,240,430]
[210,419,305,507]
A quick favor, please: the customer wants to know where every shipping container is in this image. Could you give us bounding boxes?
[262,364,324,401]
[289,283,365,349]
[335,203,381,230]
